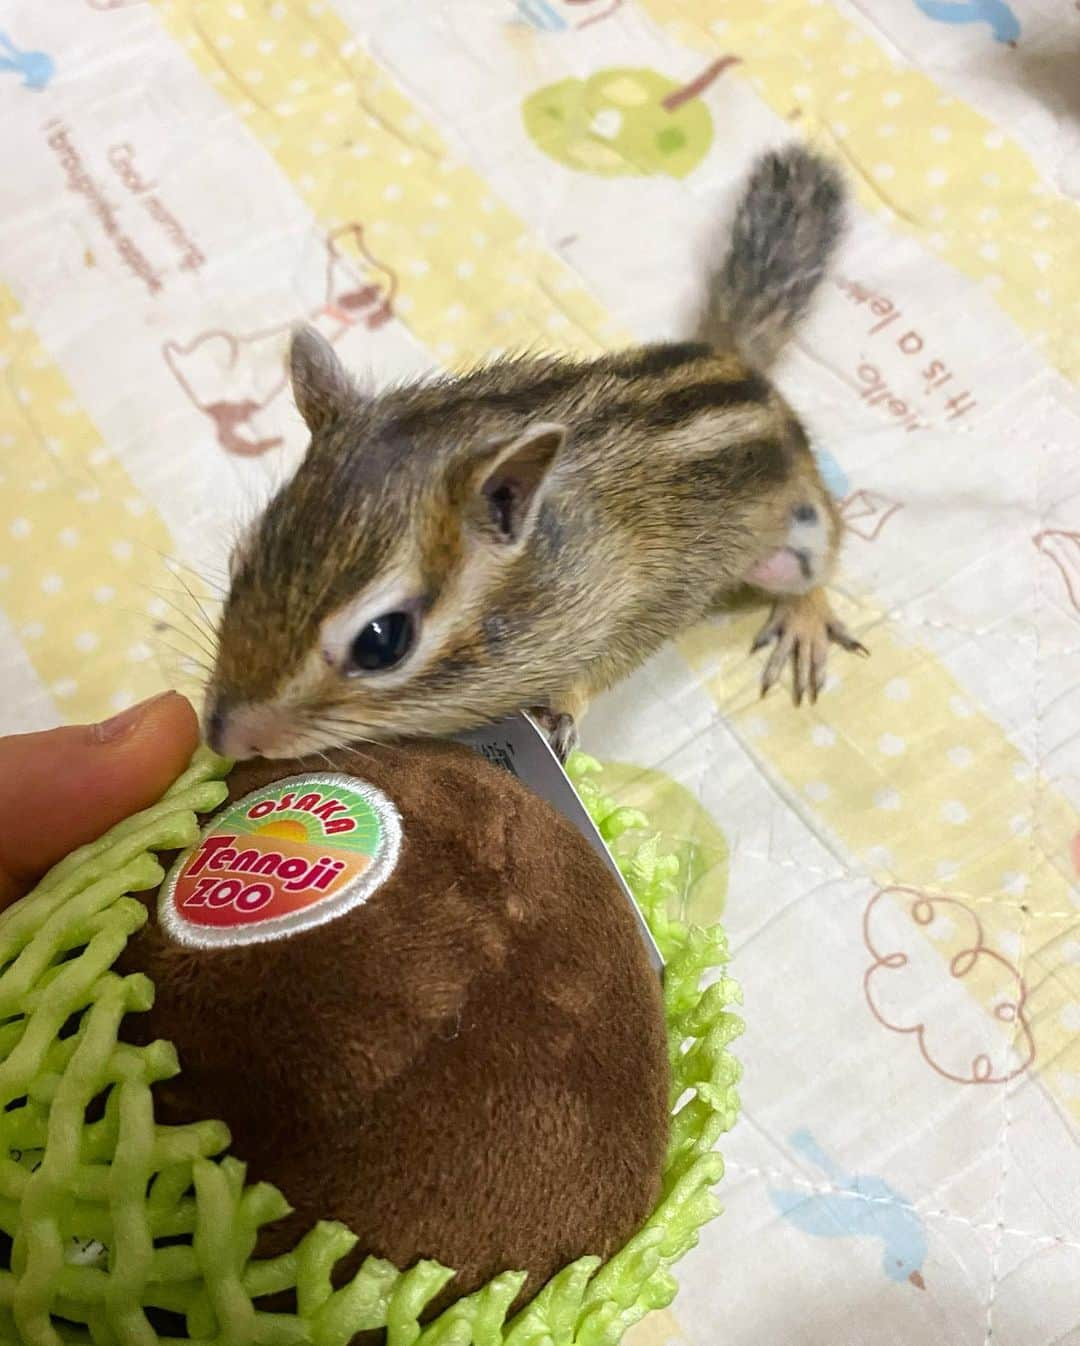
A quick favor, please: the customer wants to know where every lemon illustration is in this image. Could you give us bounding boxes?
[522,59,738,179]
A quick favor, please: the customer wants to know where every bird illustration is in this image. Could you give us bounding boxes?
[912,0,1020,45]
[512,0,624,31]
[1034,530,1080,616]
[839,489,903,541]
[813,447,849,500]
[0,31,54,90]
[770,1130,928,1289]
[513,0,570,30]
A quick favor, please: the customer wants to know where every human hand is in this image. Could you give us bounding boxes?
[0,691,199,909]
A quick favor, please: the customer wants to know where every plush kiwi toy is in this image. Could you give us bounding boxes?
[0,738,741,1345]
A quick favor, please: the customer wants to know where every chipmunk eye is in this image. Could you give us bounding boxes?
[347,611,416,674]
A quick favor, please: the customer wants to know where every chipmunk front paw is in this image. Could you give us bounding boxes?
[528,707,579,765]
[752,589,869,705]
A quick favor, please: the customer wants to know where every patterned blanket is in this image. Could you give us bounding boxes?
[1,2,1078,1343]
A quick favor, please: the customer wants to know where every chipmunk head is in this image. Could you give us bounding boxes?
[205,327,567,759]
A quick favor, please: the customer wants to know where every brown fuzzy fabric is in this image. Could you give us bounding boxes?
[120,740,669,1314]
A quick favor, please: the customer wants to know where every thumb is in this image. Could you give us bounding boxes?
[0,691,200,909]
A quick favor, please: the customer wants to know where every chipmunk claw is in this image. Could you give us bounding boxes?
[759,628,795,698]
[826,621,870,658]
[528,707,579,765]
[750,617,782,654]
[753,592,868,705]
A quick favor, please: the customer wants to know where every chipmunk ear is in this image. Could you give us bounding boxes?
[288,326,355,434]
[472,423,566,546]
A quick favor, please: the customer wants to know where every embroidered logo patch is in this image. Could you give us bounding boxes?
[160,773,401,948]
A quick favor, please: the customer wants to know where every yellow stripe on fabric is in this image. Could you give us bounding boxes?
[678,610,1080,1123]
[153,0,623,365]
[638,0,1080,382]
[0,289,203,724]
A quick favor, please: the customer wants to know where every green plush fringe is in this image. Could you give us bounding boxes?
[0,747,742,1345]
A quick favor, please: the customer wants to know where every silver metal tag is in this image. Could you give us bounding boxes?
[454,714,664,975]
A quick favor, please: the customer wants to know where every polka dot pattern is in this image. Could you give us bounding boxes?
[0,289,204,723]
[677,608,1080,1118]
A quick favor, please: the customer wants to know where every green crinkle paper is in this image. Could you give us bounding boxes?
[0,746,742,1345]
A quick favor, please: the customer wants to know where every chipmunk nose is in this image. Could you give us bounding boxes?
[203,696,293,761]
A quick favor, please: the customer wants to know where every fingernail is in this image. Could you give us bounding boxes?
[92,690,176,744]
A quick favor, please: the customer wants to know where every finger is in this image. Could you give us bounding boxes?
[0,691,199,908]
[827,622,870,656]
[810,637,829,703]
[751,613,781,653]
[761,631,794,696]
[552,714,578,765]
[793,640,808,708]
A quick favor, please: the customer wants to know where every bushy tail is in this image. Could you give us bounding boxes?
[699,144,846,370]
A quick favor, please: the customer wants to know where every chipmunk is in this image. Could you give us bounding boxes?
[205,144,867,763]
